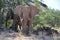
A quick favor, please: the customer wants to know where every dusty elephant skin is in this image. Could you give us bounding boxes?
[13,5,39,35]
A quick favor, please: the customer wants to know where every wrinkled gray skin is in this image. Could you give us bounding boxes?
[13,5,39,35]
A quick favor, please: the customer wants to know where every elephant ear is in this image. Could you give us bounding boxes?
[30,5,39,18]
[13,5,22,16]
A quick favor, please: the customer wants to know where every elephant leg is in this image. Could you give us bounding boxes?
[12,15,19,32]
[26,20,30,34]
[21,18,28,34]
[21,18,32,35]
[28,19,33,34]
[13,21,18,32]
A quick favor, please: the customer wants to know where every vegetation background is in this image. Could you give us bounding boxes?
[0,0,60,31]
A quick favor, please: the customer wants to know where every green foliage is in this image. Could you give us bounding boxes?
[33,9,60,30]
[0,0,41,28]
[0,0,3,9]
[0,0,60,30]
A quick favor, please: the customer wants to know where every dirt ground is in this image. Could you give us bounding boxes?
[0,29,60,40]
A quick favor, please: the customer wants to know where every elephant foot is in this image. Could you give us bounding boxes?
[25,31,33,36]
[12,27,19,32]
[21,32,31,36]
[21,31,31,36]
[26,33,31,36]
[14,29,19,32]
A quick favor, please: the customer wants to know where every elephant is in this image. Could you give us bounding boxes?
[13,5,39,35]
